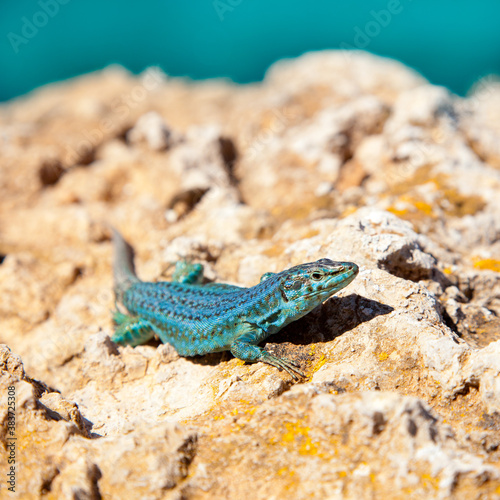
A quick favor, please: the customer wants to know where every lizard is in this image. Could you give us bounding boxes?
[111,229,359,379]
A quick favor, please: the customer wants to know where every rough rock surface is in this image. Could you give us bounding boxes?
[1,51,500,499]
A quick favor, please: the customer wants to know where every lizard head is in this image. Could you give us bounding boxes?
[277,258,359,314]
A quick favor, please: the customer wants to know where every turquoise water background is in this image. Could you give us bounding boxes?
[1,0,499,102]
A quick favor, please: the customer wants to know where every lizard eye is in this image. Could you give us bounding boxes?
[311,271,323,281]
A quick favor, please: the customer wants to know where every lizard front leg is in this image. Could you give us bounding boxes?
[230,326,304,380]
[172,260,204,284]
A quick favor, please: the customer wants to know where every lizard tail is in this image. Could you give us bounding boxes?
[111,228,140,301]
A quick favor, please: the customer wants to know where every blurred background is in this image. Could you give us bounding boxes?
[1,0,500,102]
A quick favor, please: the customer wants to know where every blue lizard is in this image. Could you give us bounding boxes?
[111,229,359,378]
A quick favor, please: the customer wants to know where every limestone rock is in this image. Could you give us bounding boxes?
[183,388,500,499]
[127,111,175,151]
[1,51,500,498]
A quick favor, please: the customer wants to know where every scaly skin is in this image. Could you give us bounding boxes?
[111,230,359,378]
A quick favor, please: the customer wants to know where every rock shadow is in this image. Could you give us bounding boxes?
[269,293,394,346]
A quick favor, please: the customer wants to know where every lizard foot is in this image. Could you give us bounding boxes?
[261,351,305,380]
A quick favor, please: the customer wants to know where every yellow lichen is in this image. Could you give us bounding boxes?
[277,420,323,457]
[440,188,486,217]
[387,206,409,217]
[413,200,434,216]
[313,354,327,372]
[302,228,320,238]
[390,165,435,194]
[421,473,440,490]
[378,352,389,362]
[388,166,486,220]
[473,259,500,273]
[282,421,309,443]
[341,206,358,218]
[299,436,319,456]
[387,195,435,221]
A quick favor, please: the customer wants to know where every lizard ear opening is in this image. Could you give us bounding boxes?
[283,278,303,290]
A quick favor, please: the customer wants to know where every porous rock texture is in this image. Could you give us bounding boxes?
[1,51,500,499]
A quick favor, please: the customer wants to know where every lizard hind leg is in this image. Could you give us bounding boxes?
[112,312,155,347]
